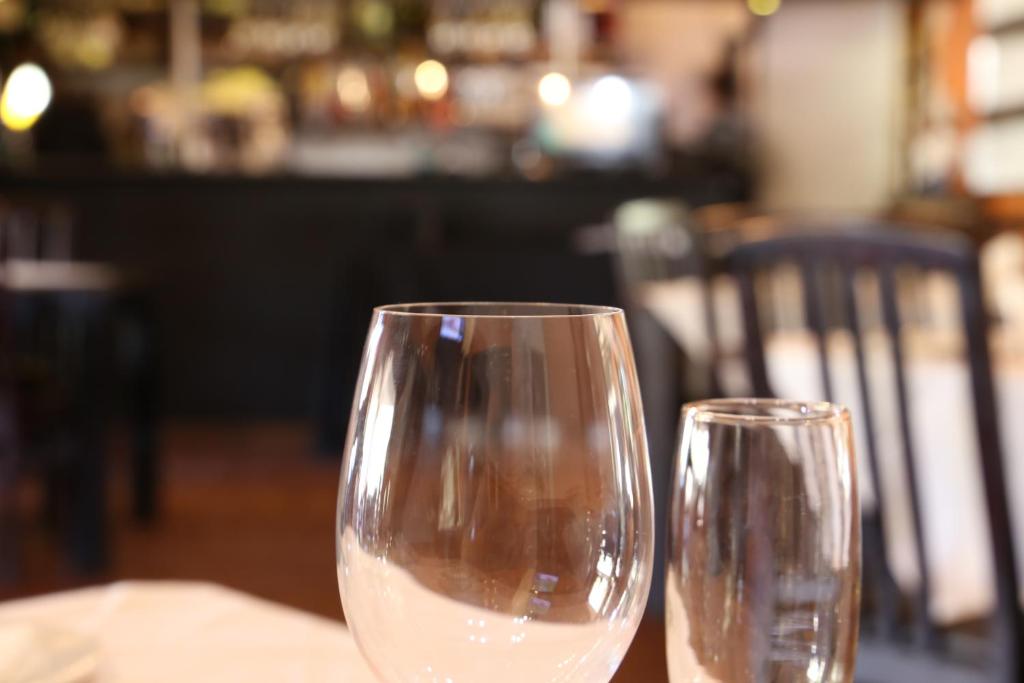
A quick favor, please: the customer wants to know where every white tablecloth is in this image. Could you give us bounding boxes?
[0,581,377,682]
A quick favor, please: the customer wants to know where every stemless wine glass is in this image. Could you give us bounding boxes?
[337,303,654,683]
[667,399,860,683]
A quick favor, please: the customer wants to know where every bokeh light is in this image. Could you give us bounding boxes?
[587,75,633,119]
[747,0,781,17]
[0,63,53,132]
[538,72,572,108]
[355,0,394,39]
[414,59,449,101]
[337,65,372,113]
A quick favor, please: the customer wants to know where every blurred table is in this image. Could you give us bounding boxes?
[0,582,669,682]
[642,279,1024,624]
[0,581,376,682]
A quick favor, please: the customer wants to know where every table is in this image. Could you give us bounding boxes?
[0,581,377,682]
[3,259,160,574]
[0,582,669,682]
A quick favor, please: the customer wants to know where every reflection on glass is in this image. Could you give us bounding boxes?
[337,303,654,682]
[667,399,860,683]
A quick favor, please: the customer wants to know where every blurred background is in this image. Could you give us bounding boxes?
[1,0,1024,680]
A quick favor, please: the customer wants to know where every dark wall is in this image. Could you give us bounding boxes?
[0,172,747,423]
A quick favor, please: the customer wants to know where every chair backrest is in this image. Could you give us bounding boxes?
[610,198,725,395]
[716,222,1022,681]
[612,198,700,286]
[0,201,74,263]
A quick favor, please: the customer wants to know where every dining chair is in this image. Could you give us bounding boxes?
[0,201,161,575]
[715,222,1022,683]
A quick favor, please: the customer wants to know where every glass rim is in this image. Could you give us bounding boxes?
[682,398,850,426]
[373,302,623,319]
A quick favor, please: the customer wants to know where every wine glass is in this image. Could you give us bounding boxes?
[337,303,654,682]
[667,399,860,682]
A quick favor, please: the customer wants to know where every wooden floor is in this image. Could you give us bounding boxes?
[3,421,669,682]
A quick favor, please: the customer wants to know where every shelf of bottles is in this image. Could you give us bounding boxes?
[964,0,1024,198]
[907,0,1024,201]
[0,0,649,175]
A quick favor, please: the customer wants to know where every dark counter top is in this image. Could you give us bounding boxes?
[0,166,742,196]
[0,164,749,419]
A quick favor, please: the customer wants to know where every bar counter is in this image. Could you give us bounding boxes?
[0,169,748,423]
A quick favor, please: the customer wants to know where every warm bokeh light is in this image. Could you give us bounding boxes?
[0,63,53,132]
[337,65,372,113]
[414,59,449,101]
[747,0,781,16]
[202,67,283,116]
[354,0,394,39]
[538,72,572,108]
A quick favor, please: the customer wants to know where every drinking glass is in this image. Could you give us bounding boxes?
[337,303,654,682]
[667,399,860,682]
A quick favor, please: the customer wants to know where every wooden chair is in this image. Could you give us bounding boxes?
[716,222,1022,683]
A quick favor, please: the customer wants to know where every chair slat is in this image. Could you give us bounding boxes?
[840,265,901,636]
[959,261,1023,681]
[701,276,724,397]
[878,264,935,646]
[800,260,834,402]
[736,268,772,397]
